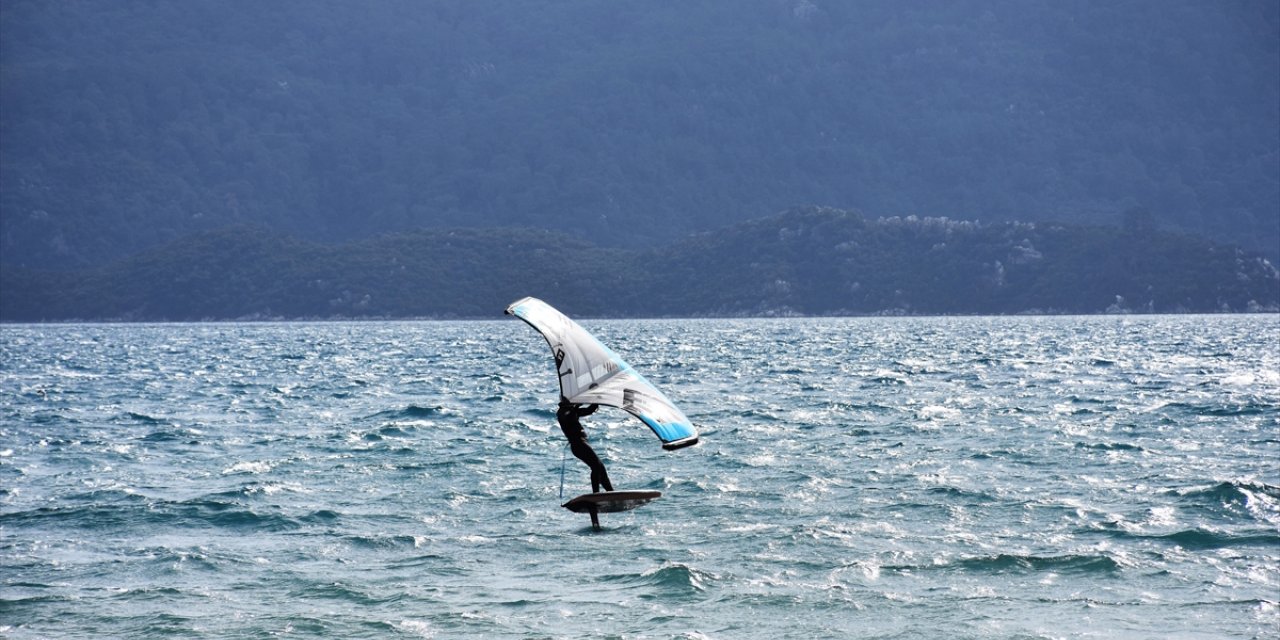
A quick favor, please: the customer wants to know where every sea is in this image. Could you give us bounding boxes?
[1,315,1277,639]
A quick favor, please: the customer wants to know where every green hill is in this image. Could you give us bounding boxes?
[3,209,1275,321]
[3,1,1277,268]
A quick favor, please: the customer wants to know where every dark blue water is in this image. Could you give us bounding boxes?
[2,316,1277,639]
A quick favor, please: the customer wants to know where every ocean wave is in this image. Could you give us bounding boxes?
[925,486,1000,503]
[221,460,274,475]
[290,582,404,606]
[362,424,423,441]
[299,509,341,524]
[968,449,1033,461]
[1157,401,1273,417]
[169,499,305,531]
[1178,480,1280,502]
[865,372,910,386]
[137,550,222,574]
[603,562,717,595]
[64,487,149,504]
[121,411,168,425]
[1055,404,1107,416]
[1074,441,1144,452]
[1172,480,1280,523]
[1149,529,1279,549]
[888,553,1121,575]
[368,405,449,421]
[138,428,197,443]
[1086,526,1280,550]
[828,401,895,413]
[1,496,307,533]
[640,562,716,593]
[341,533,422,550]
[385,553,456,572]
[0,592,75,608]
[207,481,307,500]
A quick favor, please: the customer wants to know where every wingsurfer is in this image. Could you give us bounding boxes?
[557,398,613,493]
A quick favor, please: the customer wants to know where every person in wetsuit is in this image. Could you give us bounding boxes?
[557,399,613,493]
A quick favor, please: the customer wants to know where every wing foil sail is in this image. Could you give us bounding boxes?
[506,297,699,450]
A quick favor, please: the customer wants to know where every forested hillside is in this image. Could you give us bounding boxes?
[3,0,1277,269]
[3,209,1275,321]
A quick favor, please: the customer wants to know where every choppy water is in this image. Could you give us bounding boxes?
[2,315,1278,639]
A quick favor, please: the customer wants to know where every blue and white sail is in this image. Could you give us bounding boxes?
[506,297,699,450]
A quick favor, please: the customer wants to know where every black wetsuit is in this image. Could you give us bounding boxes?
[557,402,613,493]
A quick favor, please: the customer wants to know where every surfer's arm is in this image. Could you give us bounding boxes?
[578,404,599,417]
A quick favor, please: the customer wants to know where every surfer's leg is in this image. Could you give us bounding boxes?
[595,464,613,492]
[591,464,613,493]
[571,442,612,493]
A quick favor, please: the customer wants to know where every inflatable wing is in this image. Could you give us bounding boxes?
[506,297,699,450]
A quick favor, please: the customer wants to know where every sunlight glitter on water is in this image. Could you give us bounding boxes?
[1,315,1278,639]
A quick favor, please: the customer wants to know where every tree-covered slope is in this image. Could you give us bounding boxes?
[646,208,1279,316]
[2,1,1277,268]
[3,209,1275,321]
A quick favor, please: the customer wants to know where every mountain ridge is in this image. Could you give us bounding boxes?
[3,209,1275,321]
[3,0,1277,267]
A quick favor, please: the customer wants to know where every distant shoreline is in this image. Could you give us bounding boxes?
[5,310,1278,326]
[4,211,1277,322]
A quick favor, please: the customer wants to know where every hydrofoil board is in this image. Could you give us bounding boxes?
[562,490,661,514]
